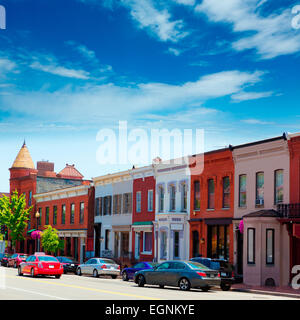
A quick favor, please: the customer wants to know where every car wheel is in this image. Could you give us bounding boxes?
[76,268,82,276]
[221,283,231,291]
[18,266,23,276]
[159,285,164,289]
[201,286,210,292]
[55,275,61,279]
[111,275,117,279]
[93,269,99,278]
[63,270,67,274]
[122,272,129,281]
[30,268,35,278]
[179,278,191,291]
[137,275,145,287]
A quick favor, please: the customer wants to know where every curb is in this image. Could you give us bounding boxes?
[232,288,300,299]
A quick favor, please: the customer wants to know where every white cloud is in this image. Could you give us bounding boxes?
[195,0,300,59]
[231,90,274,102]
[66,41,98,63]
[241,118,275,125]
[0,58,17,77]
[172,0,196,6]
[120,0,189,42]
[167,47,182,56]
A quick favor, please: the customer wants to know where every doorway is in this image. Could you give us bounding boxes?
[192,231,200,258]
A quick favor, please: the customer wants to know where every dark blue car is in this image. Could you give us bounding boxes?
[122,262,158,281]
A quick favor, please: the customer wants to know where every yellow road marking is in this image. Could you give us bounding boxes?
[6,275,160,300]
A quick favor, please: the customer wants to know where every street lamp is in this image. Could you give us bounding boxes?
[35,211,40,252]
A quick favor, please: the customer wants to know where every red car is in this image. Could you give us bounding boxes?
[18,254,63,278]
[8,253,28,268]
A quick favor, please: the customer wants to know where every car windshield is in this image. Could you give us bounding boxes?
[147,263,158,267]
[61,257,73,263]
[19,255,27,259]
[37,256,58,262]
[210,261,220,270]
[100,259,115,264]
[187,262,210,270]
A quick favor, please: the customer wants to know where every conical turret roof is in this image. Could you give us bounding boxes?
[11,141,35,169]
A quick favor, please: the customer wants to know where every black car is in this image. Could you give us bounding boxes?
[56,256,79,274]
[1,253,12,267]
[190,257,234,291]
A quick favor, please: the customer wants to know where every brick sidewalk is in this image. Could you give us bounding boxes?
[232,283,300,299]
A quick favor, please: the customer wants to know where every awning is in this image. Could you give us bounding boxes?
[27,229,36,234]
[132,221,153,232]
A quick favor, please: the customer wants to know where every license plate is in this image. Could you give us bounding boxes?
[221,272,227,277]
[49,265,54,269]
[71,264,74,267]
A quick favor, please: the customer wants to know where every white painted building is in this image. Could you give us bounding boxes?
[153,159,191,262]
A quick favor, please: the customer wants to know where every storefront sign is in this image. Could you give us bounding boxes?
[170,224,183,231]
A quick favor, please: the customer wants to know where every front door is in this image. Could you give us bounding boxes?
[237,229,243,275]
[135,233,140,259]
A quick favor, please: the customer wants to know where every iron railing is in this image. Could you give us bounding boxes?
[277,203,300,218]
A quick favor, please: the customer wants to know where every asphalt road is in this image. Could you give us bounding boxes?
[0,266,297,300]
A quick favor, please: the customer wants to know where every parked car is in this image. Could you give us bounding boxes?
[190,257,234,291]
[8,253,28,268]
[134,260,221,291]
[56,256,79,274]
[18,254,63,278]
[76,258,120,278]
[122,262,158,281]
[1,253,12,267]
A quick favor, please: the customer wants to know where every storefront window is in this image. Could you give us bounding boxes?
[247,228,255,264]
[208,225,229,260]
[143,232,152,253]
[274,169,284,204]
[239,175,247,207]
[105,229,110,250]
[266,229,274,264]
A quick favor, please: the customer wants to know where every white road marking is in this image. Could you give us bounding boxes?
[6,285,67,300]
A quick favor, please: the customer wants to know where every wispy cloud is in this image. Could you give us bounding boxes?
[167,47,182,56]
[0,57,18,78]
[231,90,274,102]
[195,0,300,59]
[241,118,275,125]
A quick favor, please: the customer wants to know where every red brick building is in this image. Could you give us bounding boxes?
[130,166,156,262]
[9,142,92,256]
[34,185,95,262]
[189,148,234,263]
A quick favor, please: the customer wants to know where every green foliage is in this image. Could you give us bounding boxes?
[0,191,32,247]
[41,225,64,254]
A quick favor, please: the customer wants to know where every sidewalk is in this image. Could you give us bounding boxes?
[232,283,300,299]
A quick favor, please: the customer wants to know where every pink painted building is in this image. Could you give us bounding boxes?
[232,134,290,287]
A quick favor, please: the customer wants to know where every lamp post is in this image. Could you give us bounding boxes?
[35,211,40,252]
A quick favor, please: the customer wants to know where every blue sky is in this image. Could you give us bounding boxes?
[0,0,300,192]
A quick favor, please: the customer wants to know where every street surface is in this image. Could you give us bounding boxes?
[0,266,297,300]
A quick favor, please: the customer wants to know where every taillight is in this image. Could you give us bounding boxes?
[232,271,235,278]
[197,272,207,277]
[101,264,107,269]
[218,273,221,278]
[117,265,120,270]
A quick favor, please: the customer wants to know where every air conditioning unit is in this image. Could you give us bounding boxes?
[256,199,264,205]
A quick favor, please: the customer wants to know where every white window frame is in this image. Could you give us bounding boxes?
[148,189,153,212]
[142,231,152,254]
[136,191,141,213]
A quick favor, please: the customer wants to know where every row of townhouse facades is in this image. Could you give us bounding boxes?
[8,133,300,287]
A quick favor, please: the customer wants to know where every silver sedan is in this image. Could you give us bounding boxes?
[76,258,120,278]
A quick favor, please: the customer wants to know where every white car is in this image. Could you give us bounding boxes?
[76,258,120,278]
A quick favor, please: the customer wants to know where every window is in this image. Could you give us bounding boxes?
[45,207,49,225]
[274,170,284,204]
[103,196,112,215]
[123,193,132,213]
[143,232,152,253]
[61,204,66,225]
[113,195,122,214]
[174,231,180,259]
[28,191,32,206]
[158,186,164,212]
[160,232,167,259]
[70,203,75,224]
[53,206,57,225]
[148,190,153,212]
[247,228,255,264]
[239,175,247,207]
[95,197,102,216]
[80,202,84,224]
[136,191,141,213]
[194,180,200,210]
[170,185,176,211]
[105,229,110,250]
[181,183,187,212]
[208,179,215,209]
[256,172,264,206]
[223,177,230,208]
[266,229,275,265]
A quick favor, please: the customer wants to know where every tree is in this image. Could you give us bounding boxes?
[0,191,32,249]
[41,225,64,254]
